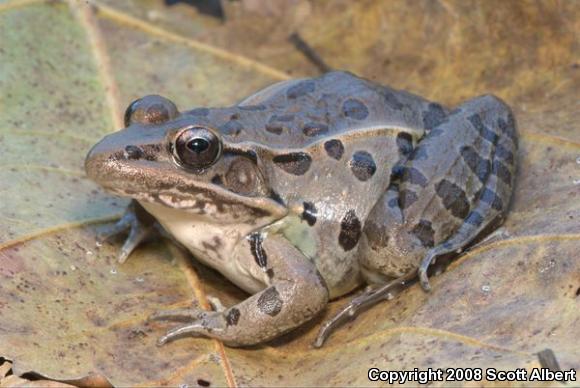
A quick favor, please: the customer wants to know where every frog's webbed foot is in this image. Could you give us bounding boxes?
[314,271,416,348]
[98,200,157,263]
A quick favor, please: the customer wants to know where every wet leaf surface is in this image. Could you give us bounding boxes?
[0,0,578,386]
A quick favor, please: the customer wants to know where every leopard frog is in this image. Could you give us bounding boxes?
[85,71,517,347]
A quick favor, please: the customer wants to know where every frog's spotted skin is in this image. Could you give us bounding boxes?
[360,95,517,287]
[85,71,517,347]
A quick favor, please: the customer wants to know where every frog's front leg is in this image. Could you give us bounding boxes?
[152,235,329,347]
[99,200,158,263]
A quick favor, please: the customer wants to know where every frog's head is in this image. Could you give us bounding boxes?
[85,95,287,223]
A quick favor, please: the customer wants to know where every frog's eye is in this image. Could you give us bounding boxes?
[124,95,178,127]
[173,126,222,170]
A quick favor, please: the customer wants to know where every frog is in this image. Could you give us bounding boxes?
[85,71,517,347]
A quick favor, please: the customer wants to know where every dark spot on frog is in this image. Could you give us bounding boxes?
[257,287,283,316]
[286,80,315,99]
[382,90,404,110]
[301,201,317,226]
[220,120,243,136]
[399,189,418,209]
[411,219,435,248]
[497,115,517,144]
[468,114,498,144]
[422,103,447,130]
[303,122,329,137]
[202,237,223,257]
[266,268,275,278]
[401,167,428,187]
[211,174,223,185]
[186,107,210,116]
[225,308,240,326]
[339,209,362,251]
[390,164,405,180]
[492,160,512,185]
[197,379,211,387]
[265,124,284,135]
[480,188,503,211]
[387,197,399,208]
[342,98,369,120]
[396,132,414,156]
[265,114,295,135]
[124,145,143,160]
[350,151,376,181]
[249,232,267,269]
[324,139,344,160]
[460,145,491,183]
[465,211,484,226]
[269,190,285,206]
[238,104,266,111]
[435,179,470,219]
[273,152,312,175]
[495,143,514,165]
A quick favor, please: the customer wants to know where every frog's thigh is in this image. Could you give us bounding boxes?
[414,95,517,288]
[362,95,517,282]
[160,235,329,347]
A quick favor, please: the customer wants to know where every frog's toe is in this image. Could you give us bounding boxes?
[117,222,154,263]
[206,295,226,312]
[98,201,157,263]
[97,213,133,242]
[156,313,225,345]
[149,307,209,323]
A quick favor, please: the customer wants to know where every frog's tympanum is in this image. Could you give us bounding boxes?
[85,71,517,347]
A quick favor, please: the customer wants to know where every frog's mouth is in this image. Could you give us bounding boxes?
[85,135,287,223]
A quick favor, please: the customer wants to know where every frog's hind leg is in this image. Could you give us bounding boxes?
[417,95,518,290]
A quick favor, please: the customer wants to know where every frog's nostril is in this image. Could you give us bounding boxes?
[124,145,144,160]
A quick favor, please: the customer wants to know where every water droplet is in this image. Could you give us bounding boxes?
[573,179,580,185]
[179,384,188,388]
[576,156,580,164]
[86,250,93,256]
[110,268,118,275]
[70,265,77,271]
[539,259,556,273]
[481,284,492,294]
[95,241,103,248]
[135,277,144,283]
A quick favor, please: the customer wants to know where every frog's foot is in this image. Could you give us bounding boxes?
[98,200,157,263]
[149,296,225,323]
[314,271,416,348]
[155,311,227,346]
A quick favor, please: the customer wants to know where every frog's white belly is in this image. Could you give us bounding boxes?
[140,201,266,294]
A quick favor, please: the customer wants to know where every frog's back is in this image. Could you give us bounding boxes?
[231,71,442,297]
[234,71,438,147]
